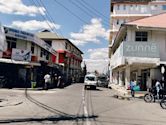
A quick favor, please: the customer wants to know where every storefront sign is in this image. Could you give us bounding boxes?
[5,27,56,56]
[4,27,34,42]
[123,42,159,58]
[12,48,31,61]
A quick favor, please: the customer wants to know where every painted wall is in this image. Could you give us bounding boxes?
[127,28,166,61]
[52,40,65,50]
[16,39,26,50]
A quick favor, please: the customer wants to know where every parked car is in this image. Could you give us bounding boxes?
[84,74,97,90]
[97,75,108,88]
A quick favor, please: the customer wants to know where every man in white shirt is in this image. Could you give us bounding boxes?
[155,80,162,99]
[44,73,51,90]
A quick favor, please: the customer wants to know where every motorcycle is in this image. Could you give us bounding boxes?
[160,96,166,109]
[144,87,157,103]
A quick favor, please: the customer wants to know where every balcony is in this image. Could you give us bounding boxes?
[110,42,160,69]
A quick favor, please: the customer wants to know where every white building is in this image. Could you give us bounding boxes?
[0,26,58,88]
[36,30,83,84]
[110,0,166,57]
[110,13,166,93]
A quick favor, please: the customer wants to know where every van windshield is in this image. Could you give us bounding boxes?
[85,76,95,81]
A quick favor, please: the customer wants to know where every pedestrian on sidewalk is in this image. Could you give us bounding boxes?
[44,73,51,90]
[130,79,136,97]
[155,80,162,99]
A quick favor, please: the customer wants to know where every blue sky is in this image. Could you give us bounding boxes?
[0,0,110,73]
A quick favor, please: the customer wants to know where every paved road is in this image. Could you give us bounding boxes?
[0,83,166,125]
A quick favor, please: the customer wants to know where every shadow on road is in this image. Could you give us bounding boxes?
[86,88,103,91]
[0,115,98,124]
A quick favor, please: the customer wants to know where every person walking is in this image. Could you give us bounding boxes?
[155,80,162,99]
[130,79,136,97]
[44,73,51,90]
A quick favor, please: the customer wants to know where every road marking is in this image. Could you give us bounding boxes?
[82,87,91,125]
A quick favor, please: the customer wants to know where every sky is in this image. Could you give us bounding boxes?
[0,0,110,73]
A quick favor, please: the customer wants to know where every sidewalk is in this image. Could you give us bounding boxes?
[110,84,146,99]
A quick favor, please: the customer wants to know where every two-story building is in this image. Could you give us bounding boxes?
[36,30,83,85]
[110,13,166,94]
[0,26,58,88]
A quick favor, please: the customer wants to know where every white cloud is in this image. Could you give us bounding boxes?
[84,48,109,74]
[70,18,109,46]
[88,48,108,60]
[84,59,109,74]
[0,0,45,16]
[11,20,61,31]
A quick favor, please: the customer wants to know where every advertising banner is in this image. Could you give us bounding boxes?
[12,48,31,61]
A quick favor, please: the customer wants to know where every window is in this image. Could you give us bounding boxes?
[6,36,17,49]
[117,5,120,10]
[65,42,68,49]
[31,43,35,54]
[162,5,166,10]
[46,52,49,60]
[45,40,52,46]
[135,32,148,42]
[117,19,119,25]
[40,49,44,57]
[124,5,126,10]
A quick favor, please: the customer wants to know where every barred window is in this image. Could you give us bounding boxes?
[135,32,148,42]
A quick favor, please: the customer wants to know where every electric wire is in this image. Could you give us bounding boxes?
[38,0,64,37]
[53,0,89,24]
[29,0,60,37]
[70,0,109,27]
[81,0,109,20]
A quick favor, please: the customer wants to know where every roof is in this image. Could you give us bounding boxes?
[36,31,83,54]
[111,12,166,48]
[126,12,166,29]
[36,31,64,39]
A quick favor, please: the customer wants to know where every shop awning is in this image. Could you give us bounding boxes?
[0,58,41,66]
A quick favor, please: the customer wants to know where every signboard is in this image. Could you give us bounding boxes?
[5,27,56,56]
[0,24,7,51]
[4,27,34,42]
[123,42,159,58]
[12,48,31,61]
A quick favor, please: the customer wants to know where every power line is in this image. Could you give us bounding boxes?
[81,0,109,20]
[72,0,110,26]
[29,0,61,37]
[53,0,89,24]
[69,0,109,27]
[37,0,64,37]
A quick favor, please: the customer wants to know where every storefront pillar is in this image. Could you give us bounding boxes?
[119,71,123,86]
[125,66,130,89]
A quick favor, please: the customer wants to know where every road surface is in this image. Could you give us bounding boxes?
[0,83,166,125]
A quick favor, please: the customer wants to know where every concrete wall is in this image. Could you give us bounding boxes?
[16,39,27,50]
[52,40,65,50]
[152,31,166,61]
[127,28,166,61]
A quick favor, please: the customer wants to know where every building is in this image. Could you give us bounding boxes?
[109,0,166,93]
[36,30,83,85]
[110,13,166,94]
[110,0,166,57]
[0,26,58,88]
